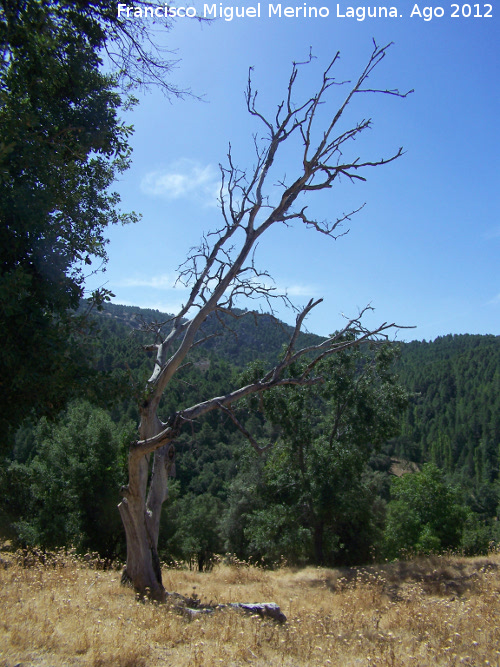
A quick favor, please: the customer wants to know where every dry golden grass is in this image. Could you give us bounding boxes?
[1,548,500,666]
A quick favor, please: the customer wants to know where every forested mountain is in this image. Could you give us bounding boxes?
[392,334,499,479]
[1,303,498,567]
[97,305,499,475]
[96,301,323,367]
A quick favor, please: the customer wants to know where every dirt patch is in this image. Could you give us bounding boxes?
[390,456,420,477]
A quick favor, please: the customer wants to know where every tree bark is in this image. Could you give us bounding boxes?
[118,408,175,600]
[314,522,325,566]
[118,491,165,600]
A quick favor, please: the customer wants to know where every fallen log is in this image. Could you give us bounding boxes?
[164,591,287,623]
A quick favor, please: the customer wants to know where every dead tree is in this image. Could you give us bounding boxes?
[118,42,412,600]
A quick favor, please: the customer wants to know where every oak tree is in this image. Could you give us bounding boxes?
[0,0,187,439]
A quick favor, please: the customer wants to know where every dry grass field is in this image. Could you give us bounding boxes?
[1,547,500,667]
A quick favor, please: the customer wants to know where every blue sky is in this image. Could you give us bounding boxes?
[87,2,499,341]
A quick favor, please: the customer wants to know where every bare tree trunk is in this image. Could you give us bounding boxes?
[314,523,325,566]
[118,408,175,600]
[119,488,165,600]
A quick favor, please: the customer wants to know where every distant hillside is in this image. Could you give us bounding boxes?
[392,334,500,485]
[4,301,499,567]
[95,303,499,485]
[97,301,324,368]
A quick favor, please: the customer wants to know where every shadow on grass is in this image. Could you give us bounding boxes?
[304,555,499,600]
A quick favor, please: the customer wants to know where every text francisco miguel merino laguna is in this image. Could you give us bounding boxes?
[116,3,405,20]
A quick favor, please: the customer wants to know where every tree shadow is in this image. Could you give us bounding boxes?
[303,555,499,600]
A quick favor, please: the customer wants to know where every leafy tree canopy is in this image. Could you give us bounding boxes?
[0,0,142,438]
[227,340,408,566]
[0,399,134,560]
[384,463,467,558]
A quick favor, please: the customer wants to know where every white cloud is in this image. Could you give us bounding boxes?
[140,159,220,206]
[487,293,500,306]
[115,273,184,290]
[483,226,500,240]
[249,276,320,298]
[285,283,320,298]
[112,274,192,317]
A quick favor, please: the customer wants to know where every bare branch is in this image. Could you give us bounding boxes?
[191,332,221,349]
[132,43,409,470]
[218,404,273,455]
[135,42,412,418]
[132,308,413,458]
[97,1,210,96]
